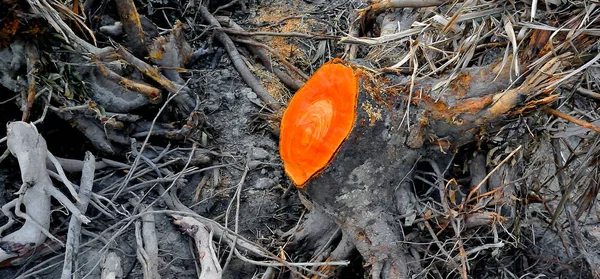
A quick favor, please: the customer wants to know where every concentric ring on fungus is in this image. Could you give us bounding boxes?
[280,62,359,187]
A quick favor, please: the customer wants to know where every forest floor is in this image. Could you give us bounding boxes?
[1,0,600,278]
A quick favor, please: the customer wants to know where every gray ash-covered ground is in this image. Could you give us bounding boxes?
[1,0,600,278]
[0,54,303,278]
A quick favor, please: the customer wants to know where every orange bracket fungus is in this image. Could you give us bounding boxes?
[279,62,359,187]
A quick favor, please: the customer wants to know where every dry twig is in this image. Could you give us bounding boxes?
[544,108,600,133]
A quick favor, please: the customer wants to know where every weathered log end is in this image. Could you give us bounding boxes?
[280,59,423,277]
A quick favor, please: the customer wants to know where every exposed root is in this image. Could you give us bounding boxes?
[0,122,90,262]
[114,0,147,56]
[287,207,339,255]
[100,252,123,279]
[172,215,223,279]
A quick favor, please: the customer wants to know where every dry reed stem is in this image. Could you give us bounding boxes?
[544,108,600,133]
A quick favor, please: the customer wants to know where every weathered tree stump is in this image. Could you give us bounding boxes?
[280,55,567,277]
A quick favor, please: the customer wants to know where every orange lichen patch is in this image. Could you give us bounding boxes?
[449,72,471,98]
[529,29,552,55]
[361,101,383,126]
[271,18,306,60]
[354,68,399,107]
[453,96,494,113]
[483,88,520,118]
[249,0,329,102]
[250,2,310,101]
[251,0,325,66]
[0,13,47,49]
[253,3,308,60]
[280,62,359,187]
[148,37,166,60]
[172,21,194,65]
[0,18,19,49]
[412,93,494,120]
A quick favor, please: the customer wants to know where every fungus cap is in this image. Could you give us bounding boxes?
[280,62,359,187]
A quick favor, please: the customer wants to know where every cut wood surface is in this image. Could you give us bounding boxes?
[280,54,575,277]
